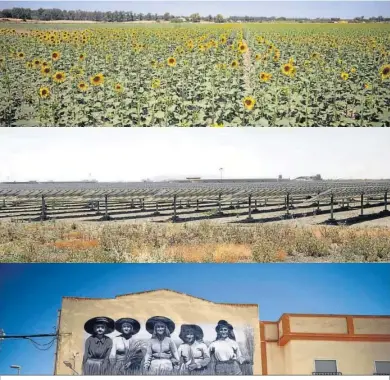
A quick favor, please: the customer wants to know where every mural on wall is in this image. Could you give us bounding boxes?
[81,316,254,376]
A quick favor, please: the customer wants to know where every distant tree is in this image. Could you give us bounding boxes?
[163,12,170,21]
[0,9,12,18]
[190,13,201,22]
[11,7,32,19]
[215,14,224,23]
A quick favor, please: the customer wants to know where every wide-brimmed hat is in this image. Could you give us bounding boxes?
[179,324,204,342]
[84,316,115,335]
[115,318,141,334]
[215,320,233,332]
[146,316,175,335]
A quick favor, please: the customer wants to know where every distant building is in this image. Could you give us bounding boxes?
[169,178,291,183]
[186,177,202,182]
[295,174,322,181]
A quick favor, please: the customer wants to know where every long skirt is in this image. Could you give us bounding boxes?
[148,359,174,375]
[215,360,242,375]
[179,361,209,375]
[83,358,105,375]
[112,357,127,375]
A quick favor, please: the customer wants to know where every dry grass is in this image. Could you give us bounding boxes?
[0,220,390,263]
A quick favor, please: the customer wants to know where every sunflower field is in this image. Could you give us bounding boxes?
[0,22,389,127]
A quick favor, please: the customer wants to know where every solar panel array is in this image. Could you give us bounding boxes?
[0,181,389,200]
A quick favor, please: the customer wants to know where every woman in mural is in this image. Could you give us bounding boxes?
[208,320,248,375]
[143,316,180,374]
[109,318,144,375]
[82,316,114,375]
[177,324,210,375]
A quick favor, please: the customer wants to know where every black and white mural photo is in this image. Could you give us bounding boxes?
[82,316,254,375]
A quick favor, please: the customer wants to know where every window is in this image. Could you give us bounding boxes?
[375,361,390,375]
[313,360,341,375]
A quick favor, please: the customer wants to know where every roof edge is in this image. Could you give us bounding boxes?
[62,289,258,307]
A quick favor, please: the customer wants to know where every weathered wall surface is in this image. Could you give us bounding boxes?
[55,290,261,375]
[354,318,390,335]
[264,323,278,341]
[289,316,347,334]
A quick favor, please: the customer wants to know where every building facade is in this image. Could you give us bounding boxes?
[261,314,390,375]
[54,290,390,376]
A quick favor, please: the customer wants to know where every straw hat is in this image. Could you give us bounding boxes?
[115,318,141,334]
[146,316,175,334]
[179,324,204,342]
[84,316,115,335]
[215,320,233,332]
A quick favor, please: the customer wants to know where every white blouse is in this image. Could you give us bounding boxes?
[208,338,244,363]
[109,336,141,359]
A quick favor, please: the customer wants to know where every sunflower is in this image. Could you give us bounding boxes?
[51,51,61,61]
[114,83,124,93]
[350,67,357,74]
[25,61,33,69]
[311,52,320,60]
[281,63,295,77]
[39,86,51,99]
[77,81,88,92]
[33,58,41,68]
[220,35,227,44]
[238,42,248,54]
[255,53,261,61]
[79,53,86,61]
[53,71,66,83]
[17,52,25,59]
[151,78,161,89]
[90,73,104,86]
[243,96,256,111]
[167,57,177,67]
[231,60,239,69]
[41,66,51,76]
[341,72,349,81]
[259,72,272,82]
[211,122,224,127]
[363,83,371,89]
[380,64,390,80]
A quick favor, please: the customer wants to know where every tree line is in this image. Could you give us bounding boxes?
[0,7,389,23]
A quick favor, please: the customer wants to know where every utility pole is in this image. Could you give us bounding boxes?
[219,168,223,183]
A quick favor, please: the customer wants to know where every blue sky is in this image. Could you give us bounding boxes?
[1,128,390,181]
[1,1,390,18]
[0,263,389,375]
